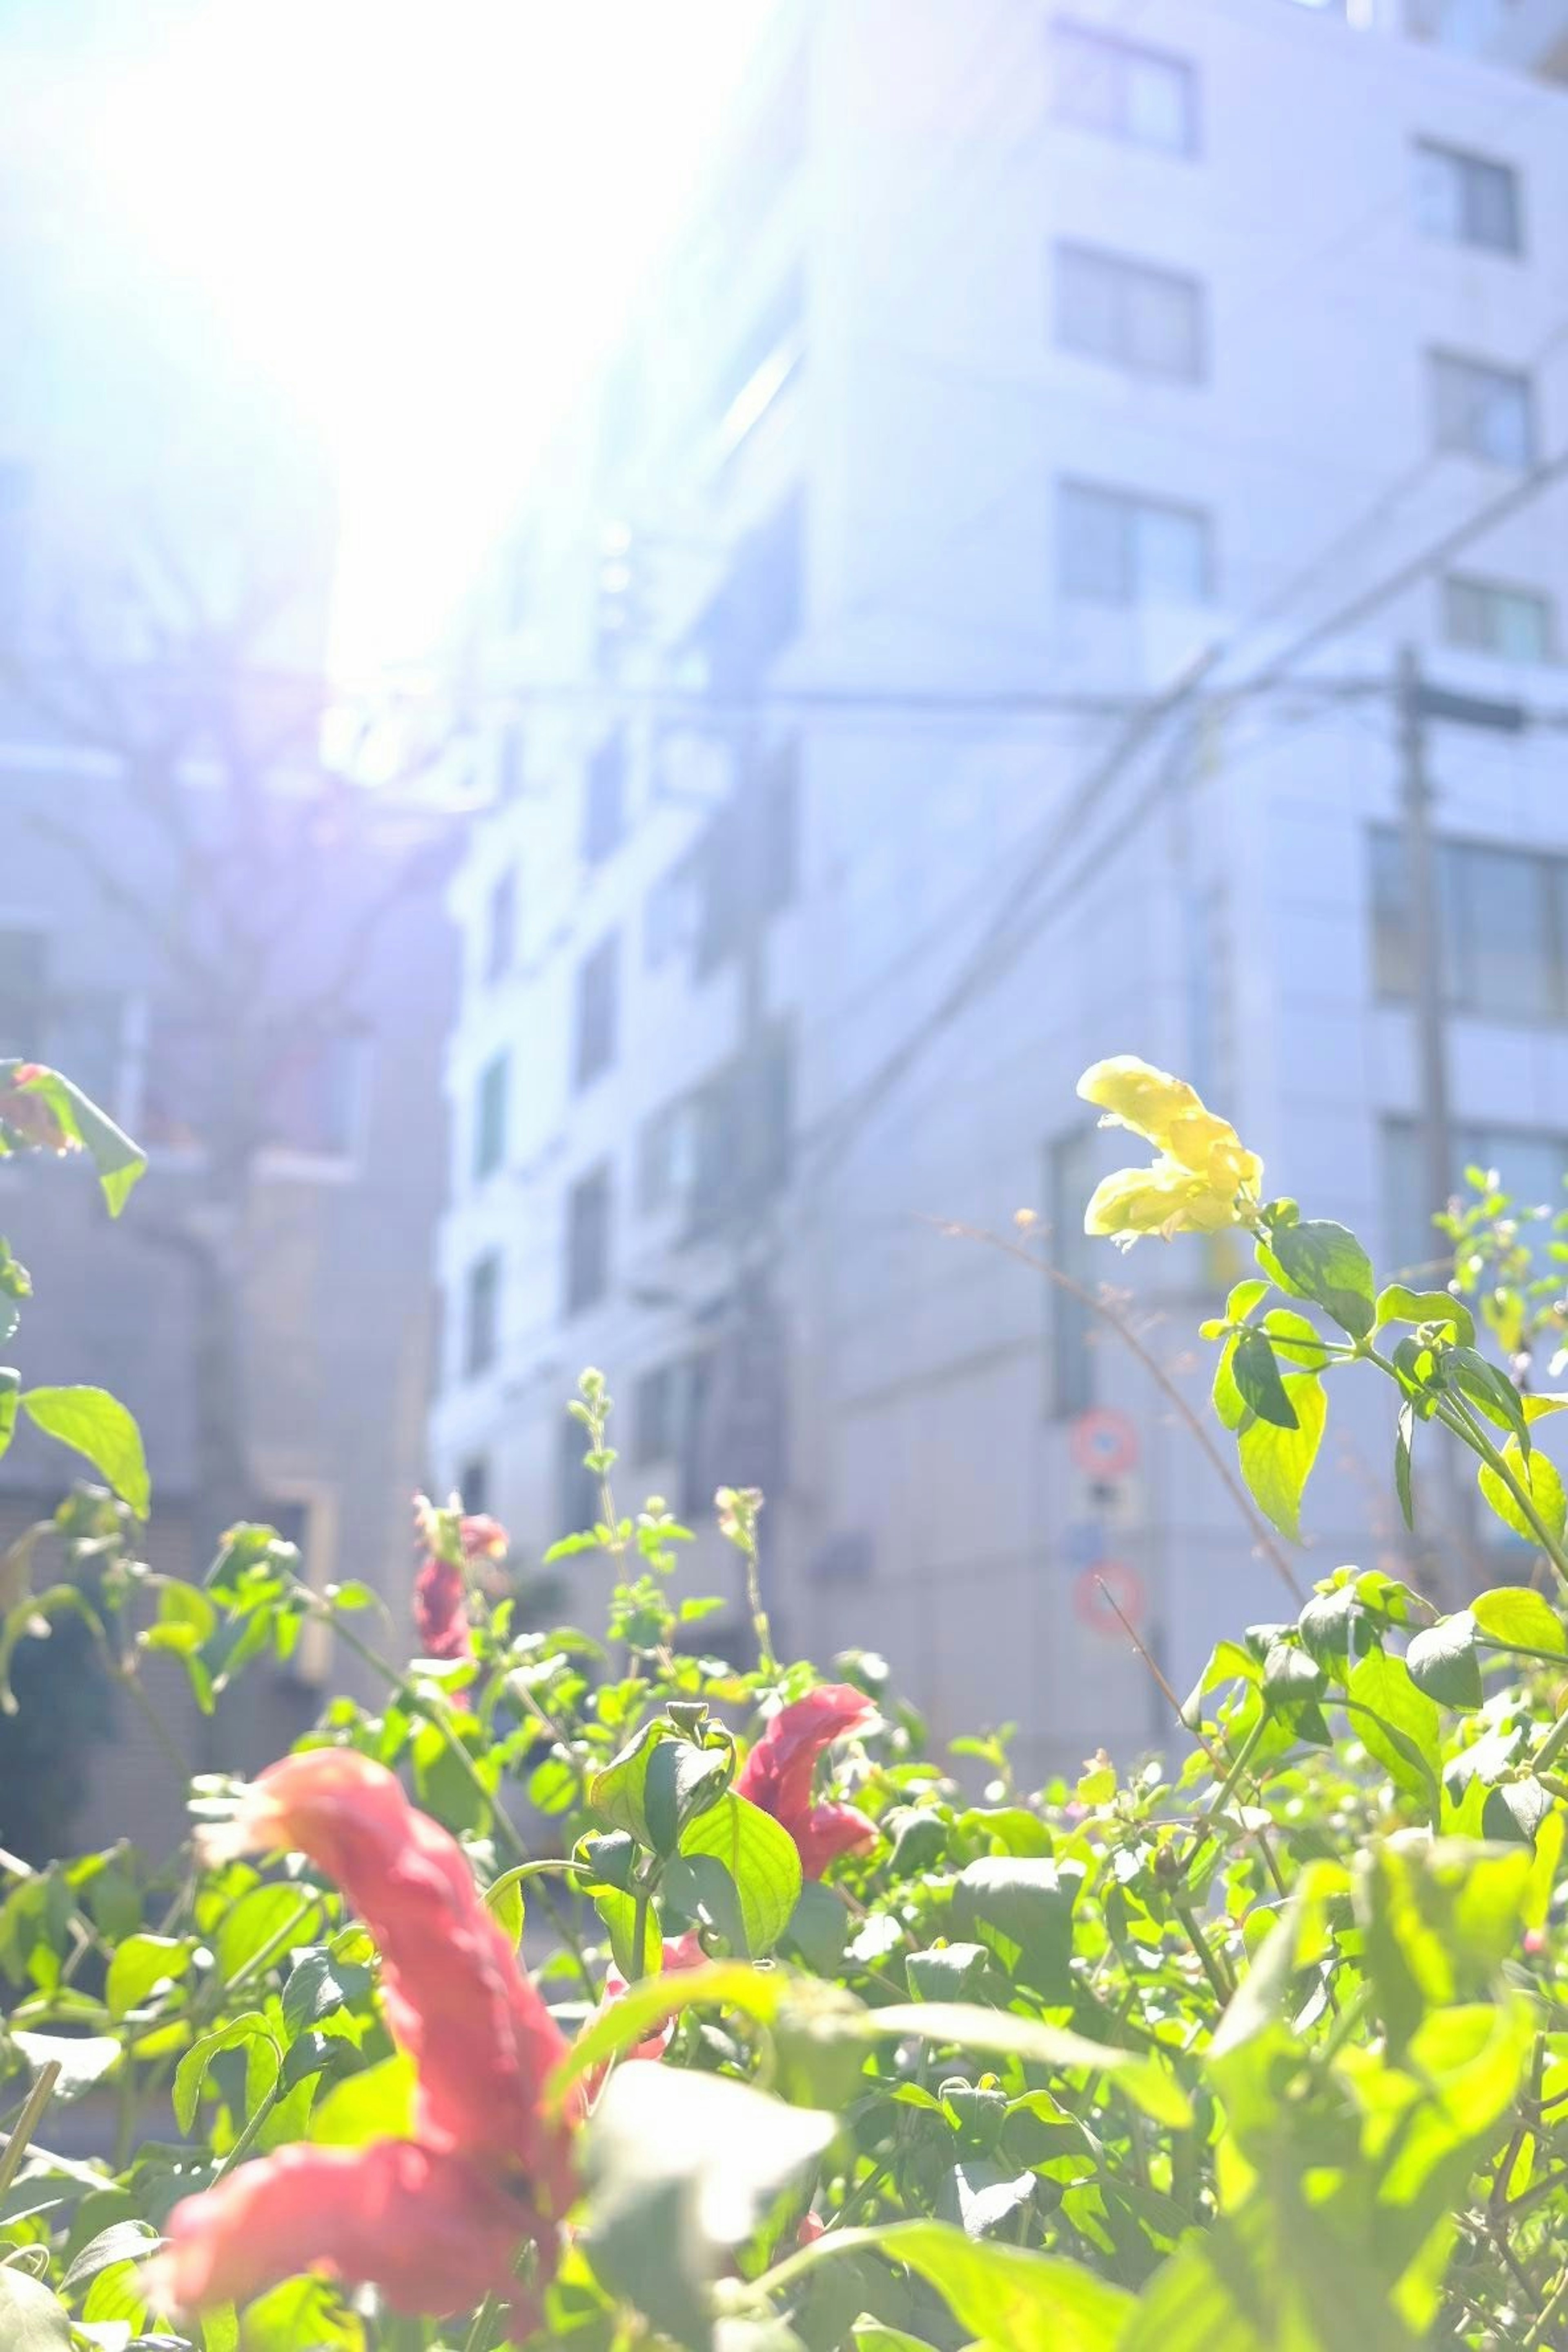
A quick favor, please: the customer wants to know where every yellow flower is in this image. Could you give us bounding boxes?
[1077,1056,1263,1247]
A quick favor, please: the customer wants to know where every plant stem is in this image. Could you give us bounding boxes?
[211,2070,284,2181]
[630,1884,652,1984]
[0,2060,60,2202]
[1438,1394,1568,1596]
[1170,1891,1234,2009]
[463,2291,501,2352]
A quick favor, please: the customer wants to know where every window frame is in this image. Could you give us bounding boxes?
[1050,16,1199,157]
[473,1048,509,1184]
[1429,347,1537,470]
[1053,241,1207,384]
[1058,476,1214,607]
[564,1160,613,1318]
[1441,572,1555,664]
[1413,136,1523,258]
[573,931,621,1093]
[1370,823,1568,1025]
[463,1249,501,1380]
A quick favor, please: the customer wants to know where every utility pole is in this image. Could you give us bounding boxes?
[1398,645,1454,1249]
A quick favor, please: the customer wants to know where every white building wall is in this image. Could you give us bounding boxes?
[433,0,1568,1780]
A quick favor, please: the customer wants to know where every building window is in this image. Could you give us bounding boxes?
[645,849,704,971]
[584,731,628,864]
[474,1050,509,1182]
[633,1354,714,1513]
[457,1453,491,1516]
[573,933,619,1091]
[1430,350,1535,468]
[717,268,806,462]
[1051,19,1197,155]
[639,1094,699,1216]
[1443,575,1553,664]
[1382,1116,1568,1276]
[689,490,804,695]
[484,867,517,984]
[687,1026,794,1238]
[1414,139,1521,255]
[1059,479,1212,606]
[463,1250,501,1378]
[755,737,801,917]
[1054,243,1205,382]
[1371,826,1567,1022]
[564,1162,612,1316]
[1048,1128,1097,1418]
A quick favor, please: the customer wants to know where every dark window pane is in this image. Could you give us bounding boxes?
[564,1164,612,1315]
[485,867,517,983]
[474,1050,508,1180]
[574,933,620,1090]
[584,732,627,864]
[464,1252,500,1378]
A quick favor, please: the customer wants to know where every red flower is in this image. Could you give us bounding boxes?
[164,1749,580,2326]
[144,2139,539,2321]
[0,1064,71,1152]
[460,1512,509,1560]
[583,1930,707,2096]
[735,1684,878,1879]
[413,1552,472,1660]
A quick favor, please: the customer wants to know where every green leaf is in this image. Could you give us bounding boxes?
[1446,1347,1530,1450]
[173,2013,275,2132]
[18,1385,150,1516]
[484,1866,527,1950]
[1266,1218,1375,1338]
[1477,1436,1566,1546]
[0,1061,146,1215]
[585,2061,837,2351]
[1375,1284,1474,1345]
[237,2277,364,2352]
[105,1932,193,2021]
[1354,1843,1533,2051]
[214,1881,319,1984]
[644,1736,733,1858]
[1472,1585,1568,1656]
[784,2221,1133,2352]
[280,1945,372,2038]
[11,2029,120,2101]
[1237,1370,1327,1541]
[590,1720,668,1848]
[679,1790,802,1958]
[309,2051,418,2146]
[1404,1611,1482,1711]
[952,1858,1076,1997]
[0,2270,72,2350]
[841,2002,1191,2129]
[1231,1329,1299,1430]
[60,2220,162,2294]
[1395,1399,1416,1531]
[0,1365,17,1456]
[1345,1650,1442,1823]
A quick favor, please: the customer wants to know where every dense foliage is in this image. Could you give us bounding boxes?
[4,1050,1568,2349]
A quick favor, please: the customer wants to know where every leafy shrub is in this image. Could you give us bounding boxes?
[2,1051,1568,2350]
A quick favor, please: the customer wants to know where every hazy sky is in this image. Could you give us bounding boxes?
[5,0,774,675]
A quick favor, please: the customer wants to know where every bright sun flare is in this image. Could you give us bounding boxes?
[71,0,774,673]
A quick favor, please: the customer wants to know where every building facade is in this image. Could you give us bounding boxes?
[432,0,1568,1783]
[0,133,458,1856]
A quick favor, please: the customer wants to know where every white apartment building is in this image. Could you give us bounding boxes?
[431,0,1568,1782]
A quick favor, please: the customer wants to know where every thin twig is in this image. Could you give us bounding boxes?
[0,2060,61,2202]
[928,1217,1303,1599]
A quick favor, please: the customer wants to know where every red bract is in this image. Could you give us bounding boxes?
[0,1064,70,1152]
[413,1551,472,1660]
[735,1684,878,1879]
[144,2139,539,2321]
[164,1749,580,2326]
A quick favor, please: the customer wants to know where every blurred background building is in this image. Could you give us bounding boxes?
[0,131,457,1856]
[432,0,1568,1783]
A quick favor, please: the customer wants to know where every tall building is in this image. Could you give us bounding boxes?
[0,84,457,1857]
[432,0,1568,1783]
